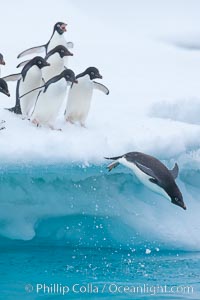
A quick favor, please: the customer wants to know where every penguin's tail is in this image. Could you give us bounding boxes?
[5,106,22,114]
[104,155,123,172]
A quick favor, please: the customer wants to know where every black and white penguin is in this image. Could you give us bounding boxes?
[17,45,73,83]
[0,53,6,77]
[5,56,49,116]
[17,22,73,61]
[30,69,77,130]
[105,152,186,210]
[65,67,109,127]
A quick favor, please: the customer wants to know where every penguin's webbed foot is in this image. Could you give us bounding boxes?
[0,120,5,124]
[66,117,75,125]
[49,125,62,131]
[0,126,6,131]
[32,118,41,127]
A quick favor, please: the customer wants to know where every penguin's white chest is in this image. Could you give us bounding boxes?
[32,78,67,124]
[47,33,66,52]
[42,53,64,82]
[19,66,41,94]
[19,66,42,117]
[119,157,171,201]
[65,76,93,123]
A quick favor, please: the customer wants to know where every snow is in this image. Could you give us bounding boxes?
[0,0,200,167]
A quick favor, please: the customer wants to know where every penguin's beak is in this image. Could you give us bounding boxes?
[3,90,10,97]
[61,23,67,32]
[0,59,5,65]
[171,197,187,210]
[96,73,103,79]
[182,204,187,210]
[45,62,50,67]
[73,79,78,84]
[66,50,73,56]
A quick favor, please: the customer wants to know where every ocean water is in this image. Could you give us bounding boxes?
[0,163,200,299]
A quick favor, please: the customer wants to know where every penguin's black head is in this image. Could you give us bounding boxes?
[46,45,73,59]
[31,56,50,69]
[0,78,10,97]
[62,69,78,83]
[0,53,5,65]
[54,22,67,35]
[76,67,103,80]
[170,189,186,210]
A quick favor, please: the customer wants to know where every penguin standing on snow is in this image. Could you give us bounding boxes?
[0,78,10,130]
[17,22,73,63]
[65,67,109,127]
[5,56,49,116]
[105,152,186,210]
[0,53,6,77]
[30,69,77,130]
[17,45,73,83]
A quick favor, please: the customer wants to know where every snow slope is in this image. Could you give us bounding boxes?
[0,0,200,166]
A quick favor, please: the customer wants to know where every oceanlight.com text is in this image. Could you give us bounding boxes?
[25,283,194,296]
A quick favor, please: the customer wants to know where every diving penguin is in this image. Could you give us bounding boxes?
[65,67,109,127]
[105,152,186,210]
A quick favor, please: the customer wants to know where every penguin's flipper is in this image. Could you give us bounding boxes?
[66,41,74,49]
[17,45,46,59]
[134,161,160,182]
[19,85,44,99]
[5,80,22,114]
[93,81,109,95]
[2,73,22,82]
[170,163,179,179]
[17,60,31,68]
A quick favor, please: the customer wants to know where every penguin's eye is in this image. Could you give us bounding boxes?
[91,72,95,76]
[38,61,42,65]
[61,50,64,53]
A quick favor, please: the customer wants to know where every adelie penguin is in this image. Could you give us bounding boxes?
[17,45,73,83]
[0,78,10,130]
[5,56,49,117]
[105,152,186,210]
[0,53,6,77]
[17,22,73,63]
[65,67,109,127]
[30,69,77,130]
